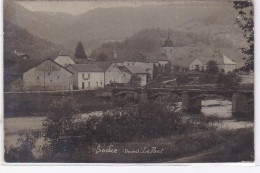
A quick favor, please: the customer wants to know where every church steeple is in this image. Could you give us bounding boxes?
[163,30,174,47]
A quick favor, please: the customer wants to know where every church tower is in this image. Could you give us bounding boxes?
[161,31,174,64]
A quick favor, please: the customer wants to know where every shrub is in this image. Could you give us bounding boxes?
[216,72,242,89]
[41,96,81,161]
[206,60,219,75]
[5,131,40,162]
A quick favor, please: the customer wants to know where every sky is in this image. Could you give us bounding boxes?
[15,0,230,15]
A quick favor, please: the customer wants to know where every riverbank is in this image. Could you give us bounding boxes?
[4,99,254,149]
[4,91,108,117]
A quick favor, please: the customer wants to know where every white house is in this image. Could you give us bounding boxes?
[67,64,104,90]
[123,52,154,79]
[189,58,205,71]
[11,59,73,91]
[124,66,148,86]
[189,53,236,73]
[95,62,131,85]
[53,50,75,67]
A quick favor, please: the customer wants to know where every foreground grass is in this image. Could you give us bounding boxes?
[5,127,253,163]
[4,95,254,163]
[71,127,254,163]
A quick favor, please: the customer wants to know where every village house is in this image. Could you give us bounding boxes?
[10,59,73,91]
[95,62,131,86]
[117,66,132,84]
[157,53,170,66]
[51,50,75,67]
[66,64,104,90]
[124,66,148,86]
[189,53,236,73]
[121,52,154,79]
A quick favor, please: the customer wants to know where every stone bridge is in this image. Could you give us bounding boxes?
[96,88,254,118]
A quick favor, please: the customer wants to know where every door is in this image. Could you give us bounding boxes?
[82,82,84,89]
[195,65,199,71]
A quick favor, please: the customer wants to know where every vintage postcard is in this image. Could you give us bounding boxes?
[2,0,254,163]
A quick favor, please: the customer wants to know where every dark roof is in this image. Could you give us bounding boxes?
[163,36,174,47]
[68,64,104,72]
[149,53,169,62]
[125,52,155,63]
[48,50,74,61]
[118,66,132,74]
[124,66,148,74]
[74,58,91,64]
[94,61,114,71]
[7,59,43,75]
[25,59,73,74]
[192,53,236,65]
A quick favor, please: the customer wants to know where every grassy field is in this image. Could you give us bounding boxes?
[4,91,109,117]
[71,128,254,163]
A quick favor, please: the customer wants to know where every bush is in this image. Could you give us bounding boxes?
[41,96,81,161]
[216,72,242,89]
[5,131,40,162]
[206,60,219,75]
[6,95,243,163]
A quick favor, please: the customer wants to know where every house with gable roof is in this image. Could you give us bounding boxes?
[189,53,236,73]
[10,58,73,91]
[121,52,155,79]
[95,62,131,86]
[66,64,105,90]
[123,66,148,86]
[50,50,75,67]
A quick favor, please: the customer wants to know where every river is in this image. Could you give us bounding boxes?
[4,99,253,148]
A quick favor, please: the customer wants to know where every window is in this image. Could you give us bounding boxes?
[124,73,126,76]
[96,82,98,87]
[50,80,52,83]
[37,76,39,80]
[127,63,130,66]
[48,72,50,76]
[88,74,90,79]
[82,82,85,89]
[101,82,102,86]
[57,76,59,79]
[82,74,84,78]
[88,82,90,88]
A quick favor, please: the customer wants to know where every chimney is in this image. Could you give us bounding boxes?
[113,50,118,59]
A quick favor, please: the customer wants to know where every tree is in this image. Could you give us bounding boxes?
[206,60,219,75]
[234,1,254,71]
[216,71,242,90]
[163,62,172,76]
[5,131,39,162]
[129,74,141,87]
[75,42,87,59]
[96,53,108,62]
[153,64,159,79]
[42,97,81,161]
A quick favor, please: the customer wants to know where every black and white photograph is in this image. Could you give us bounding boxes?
[2,0,255,163]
